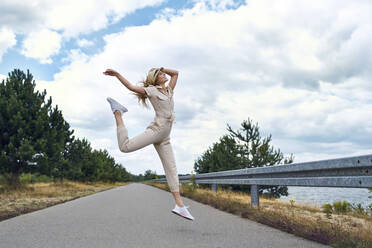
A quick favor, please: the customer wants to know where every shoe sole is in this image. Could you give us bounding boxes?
[107,98,128,113]
[171,210,194,221]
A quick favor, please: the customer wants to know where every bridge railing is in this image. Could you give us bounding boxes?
[149,154,372,206]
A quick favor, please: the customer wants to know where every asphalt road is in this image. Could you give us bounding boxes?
[0,183,330,248]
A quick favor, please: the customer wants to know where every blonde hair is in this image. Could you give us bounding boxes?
[132,70,166,108]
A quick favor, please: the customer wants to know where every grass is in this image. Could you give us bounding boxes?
[0,179,131,222]
[144,182,372,248]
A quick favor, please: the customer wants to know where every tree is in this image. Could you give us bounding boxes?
[144,169,157,180]
[64,138,134,182]
[112,164,133,182]
[35,105,74,182]
[64,138,93,181]
[0,69,135,186]
[194,135,241,173]
[0,69,73,188]
[227,118,293,197]
[194,118,293,197]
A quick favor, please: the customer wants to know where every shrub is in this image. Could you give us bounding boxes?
[20,173,33,183]
[181,182,196,194]
[333,201,352,213]
[322,203,333,218]
[366,204,372,216]
[351,203,367,215]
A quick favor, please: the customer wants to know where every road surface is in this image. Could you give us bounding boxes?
[0,183,330,248]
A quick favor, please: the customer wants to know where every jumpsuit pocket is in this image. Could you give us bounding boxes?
[156,94,168,101]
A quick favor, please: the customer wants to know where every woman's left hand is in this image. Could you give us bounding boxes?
[103,69,119,77]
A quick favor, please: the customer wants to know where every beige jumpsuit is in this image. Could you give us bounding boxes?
[116,85,180,192]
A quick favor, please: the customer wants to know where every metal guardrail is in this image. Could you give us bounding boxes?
[149,154,372,206]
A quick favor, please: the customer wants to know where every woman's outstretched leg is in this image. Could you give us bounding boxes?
[153,136,180,193]
[171,192,184,207]
[154,136,195,220]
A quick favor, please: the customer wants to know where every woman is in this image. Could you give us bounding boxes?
[103,67,194,221]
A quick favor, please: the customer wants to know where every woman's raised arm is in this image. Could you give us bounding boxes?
[103,69,145,95]
[161,68,178,90]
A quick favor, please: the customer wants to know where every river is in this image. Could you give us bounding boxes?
[277,186,372,208]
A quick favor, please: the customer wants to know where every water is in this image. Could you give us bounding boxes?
[277,187,372,208]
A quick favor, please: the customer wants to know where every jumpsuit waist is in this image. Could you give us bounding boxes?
[155,113,176,123]
[146,113,175,132]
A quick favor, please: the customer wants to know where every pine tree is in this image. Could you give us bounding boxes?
[194,118,293,197]
[227,118,293,197]
[64,138,93,182]
[144,170,157,180]
[37,105,74,183]
[0,69,74,187]
[194,135,241,173]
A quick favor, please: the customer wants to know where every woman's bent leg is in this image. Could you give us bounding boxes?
[154,136,180,193]
[117,123,162,153]
[114,110,124,127]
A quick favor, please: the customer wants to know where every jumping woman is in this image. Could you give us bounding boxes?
[103,67,194,221]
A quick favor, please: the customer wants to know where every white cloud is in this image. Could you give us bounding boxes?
[61,49,90,63]
[214,81,372,152]
[0,0,166,37]
[56,0,165,37]
[0,0,46,33]
[192,0,240,10]
[77,39,94,47]
[35,0,372,175]
[0,27,17,62]
[21,29,62,64]
[0,0,166,63]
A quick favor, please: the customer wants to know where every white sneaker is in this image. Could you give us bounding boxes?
[107,97,128,114]
[172,205,195,221]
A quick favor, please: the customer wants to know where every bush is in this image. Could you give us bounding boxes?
[20,173,33,184]
[351,203,367,215]
[367,204,372,216]
[321,203,333,218]
[0,173,29,190]
[333,201,352,213]
[20,173,53,183]
[0,173,53,186]
[181,182,197,194]
[36,174,53,183]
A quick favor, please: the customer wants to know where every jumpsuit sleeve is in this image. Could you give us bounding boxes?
[144,86,154,97]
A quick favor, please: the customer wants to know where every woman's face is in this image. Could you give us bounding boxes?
[156,71,168,85]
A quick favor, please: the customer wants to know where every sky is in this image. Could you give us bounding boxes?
[1,0,372,176]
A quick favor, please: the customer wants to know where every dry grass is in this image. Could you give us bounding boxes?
[0,180,131,222]
[144,182,372,248]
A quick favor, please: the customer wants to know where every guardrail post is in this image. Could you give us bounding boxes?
[251,184,259,207]
[211,184,217,193]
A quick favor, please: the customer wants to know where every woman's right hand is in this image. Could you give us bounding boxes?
[103,69,119,77]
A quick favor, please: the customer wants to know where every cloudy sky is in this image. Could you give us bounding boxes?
[1,0,372,176]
